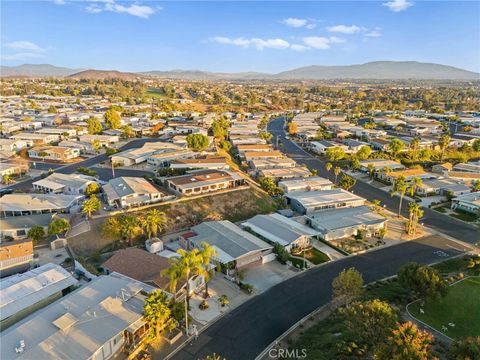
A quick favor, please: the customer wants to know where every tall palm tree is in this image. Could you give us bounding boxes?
[198,242,218,298]
[408,202,424,235]
[407,177,423,197]
[143,290,173,338]
[438,134,451,162]
[410,137,420,160]
[141,209,167,239]
[334,166,341,185]
[367,163,375,179]
[82,195,100,219]
[325,162,332,173]
[391,176,407,217]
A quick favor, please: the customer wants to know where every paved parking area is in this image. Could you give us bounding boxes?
[243,261,296,293]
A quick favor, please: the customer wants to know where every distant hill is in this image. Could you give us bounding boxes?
[0,64,82,77]
[275,61,479,80]
[67,69,142,80]
[2,61,478,80]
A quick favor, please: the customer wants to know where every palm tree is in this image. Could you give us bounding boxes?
[438,134,451,162]
[334,166,341,185]
[410,137,420,160]
[143,290,173,338]
[198,242,218,298]
[82,195,100,219]
[367,163,375,179]
[407,177,423,197]
[371,199,382,213]
[391,176,407,217]
[141,209,167,239]
[407,202,423,235]
[120,215,143,246]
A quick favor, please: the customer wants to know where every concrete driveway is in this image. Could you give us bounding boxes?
[243,261,295,293]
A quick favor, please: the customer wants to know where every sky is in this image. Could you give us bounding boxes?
[1,0,479,73]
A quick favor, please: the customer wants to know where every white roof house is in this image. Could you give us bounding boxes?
[1,273,155,360]
[33,173,97,195]
[0,193,83,217]
[242,213,319,249]
[451,192,480,215]
[189,221,273,268]
[1,263,78,329]
[102,177,165,208]
[278,176,333,193]
[285,189,365,214]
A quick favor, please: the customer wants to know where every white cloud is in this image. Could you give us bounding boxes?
[327,25,362,34]
[305,23,317,30]
[84,1,156,18]
[52,0,66,5]
[302,37,331,50]
[365,30,382,37]
[4,41,46,53]
[2,41,47,61]
[290,44,309,52]
[210,37,290,50]
[382,0,413,12]
[282,18,308,28]
[328,36,346,44]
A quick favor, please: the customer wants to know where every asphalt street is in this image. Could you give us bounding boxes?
[5,138,160,191]
[172,236,472,360]
[267,117,480,245]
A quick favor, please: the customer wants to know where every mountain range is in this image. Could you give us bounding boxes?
[1,61,478,80]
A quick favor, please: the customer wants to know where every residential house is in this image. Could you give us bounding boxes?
[285,189,366,215]
[248,158,297,172]
[1,273,156,360]
[10,133,59,145]
[0,139,28,152]
[236,144,272,158]
[378,168,434,184]
[0,193,83,217]
[111,142,179,166]
[146,148,196,167]
[431,162,453,174]
[451,193,480,215]
[0,239,33,278]
[243,150,283,162]
[278,176,333,194]
[28,146,81,161]
[33,173,97,195]
[0,213,54,240]
[452,161,480,173]
[0,163,29,182]
[168,155,229,170]
[189,221,273,271]
[415,178,471,197]
[0,263,78,330]
[309,140,348,155]
[258,167,312,182]
[242,213,319,251]
[166,170,245,196]
[79,134,120,147]
[305,205,387,241]
[102,248,203,300]
[102,177,166,209]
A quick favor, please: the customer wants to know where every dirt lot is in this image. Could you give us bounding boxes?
[68,187,281,256]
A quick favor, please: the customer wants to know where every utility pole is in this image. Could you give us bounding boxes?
[185,289,189,337]
[111,160,115,178]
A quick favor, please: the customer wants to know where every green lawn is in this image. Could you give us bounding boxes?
[450,210,478,222]
[408,276,480,339]
[291,247,330,266]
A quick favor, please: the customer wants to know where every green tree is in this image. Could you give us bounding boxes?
[211,117,230,140]
[472,139,480,152]
[391,176,407,217]
[259,131,272,142]
[398,262,448,300]
[438,133,451,161]
[84,182,100,196]
[449,336,480,360]
[186,133,210,152]
[48,105,57,113]
[471,180,480,192]
[376,321,435,360]
[219,140,232,152]
[259,176,282,196]
[332,267,364,305]
[410,137,420,160]
[356,145,371,160]
[86,117,103,135]
[2,174,14,185]
[350,156,361,171]
[122,125,135,138]
[339,174,357,190]
[27,225,45,243]
[48,218,71,236]
[91,139,101,153]
[104,108,121,129]
[325,162,332,172]
[143,290,175,338]
[82,195,101,219]
[288,122,297,135]
[140,209,167,239]
[340,299,399,350]
[389,138,405,158]
[326,147,345,162]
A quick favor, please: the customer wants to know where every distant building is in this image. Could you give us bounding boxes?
[28,146,80,161]
[169,155,228,170]
[0,263,78,330]
[146,148,196,167]
[278,176,333,193]
[258,167,312,182]
[102,177,166,209]
[1,273,156,360]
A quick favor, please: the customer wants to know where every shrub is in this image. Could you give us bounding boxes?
[199,300,209,310]
[218,294,229,307]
